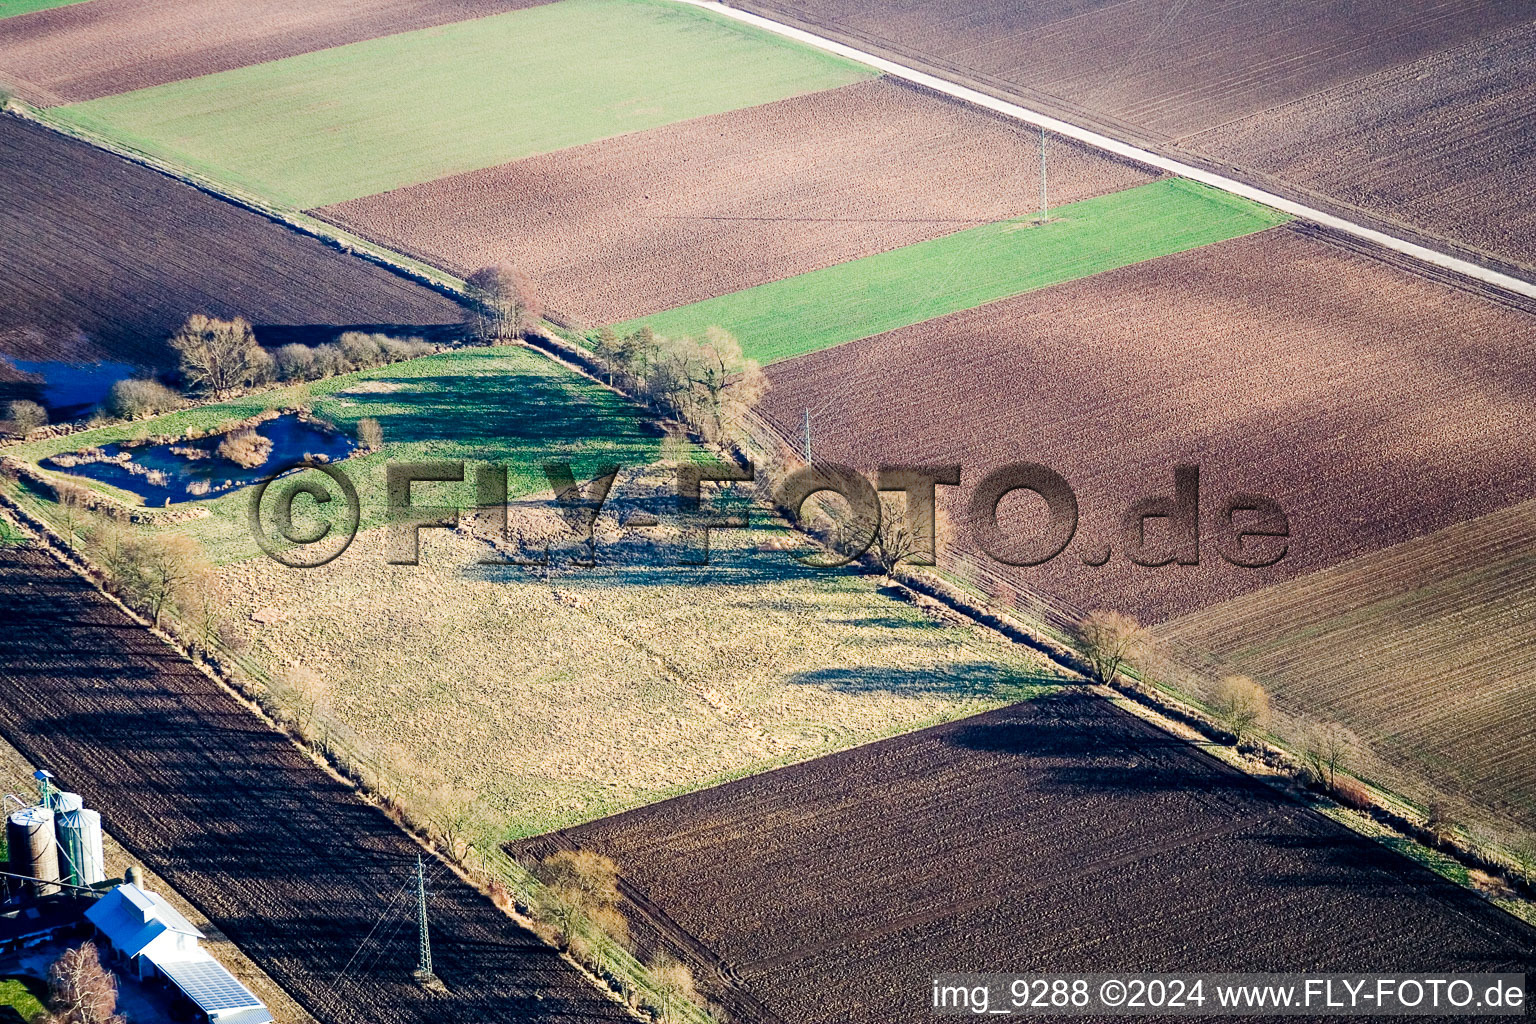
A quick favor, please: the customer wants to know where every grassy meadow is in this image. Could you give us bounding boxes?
[7,346,677,562]
[217,511,1060,843]
[6,341,1062,849]
[615,179,1290,364]
[49,0,873,207]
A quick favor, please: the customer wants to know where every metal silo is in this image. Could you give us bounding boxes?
[56,807,105,887]
[48,792,82,815]
[7,806,60,897]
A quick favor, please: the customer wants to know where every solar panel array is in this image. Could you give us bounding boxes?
[158,958,263,1012]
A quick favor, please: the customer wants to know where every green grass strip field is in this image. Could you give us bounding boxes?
[49,0,872,208]
[0,0,89,18]
[614,178,1290,365]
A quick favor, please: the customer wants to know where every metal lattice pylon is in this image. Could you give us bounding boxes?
[415,855,434,982]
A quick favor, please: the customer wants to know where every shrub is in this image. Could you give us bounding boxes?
[1332,776,1375,811]
[311,343,350,378]
[338,331,385,368]
[274,343,318,382]
[106,379,179,420]
[379,336,434,362]
[356,417,383,450]
[4,399,47,434]
[216,429,272,469]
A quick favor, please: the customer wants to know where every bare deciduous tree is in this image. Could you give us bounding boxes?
[169,315,271,398]
[1302,723,1355,790]
[53,481,91,550]
[45,942,125,1024]
[854,492,955,576]
[686,327,767,443]
[1424,799,1457,842]
[122,533,207,626]
[5,399,47,435]
[1075,610,1144,685]
[465,265,542,341]
[1512,835,1536,887]
[280,664,328,735]
[1212,675,1270,745]
[531,849,628,952]
[182,569,225,652]
[636,328,767,444]
[648,952,704,1023]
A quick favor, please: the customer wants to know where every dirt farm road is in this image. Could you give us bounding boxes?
[693,0,1536,304]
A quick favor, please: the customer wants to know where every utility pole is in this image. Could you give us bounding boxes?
[803,408,812,467]
[413,855,438,986]
[1039,126,1048,224]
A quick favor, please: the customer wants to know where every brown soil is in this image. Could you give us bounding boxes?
[0,543,628,1024]
[759,226,1536,623]
[514,693,1536,1024]
[730,0,1529,140]
[0,117,461,381]
[0,0,549,105]
[727,0,1535,277]
[318,79,1153,325]
[1189,21,1536,271]
[1158,496,1536,834]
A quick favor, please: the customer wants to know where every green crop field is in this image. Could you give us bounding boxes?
[614,179,1290,365]
[0,0,88,18]
[48,0,873,208]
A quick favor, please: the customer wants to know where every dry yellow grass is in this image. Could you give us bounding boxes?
[216,474,1056,842]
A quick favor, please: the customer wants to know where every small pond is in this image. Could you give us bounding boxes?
[42,414,356,505]
[2,358,138,419]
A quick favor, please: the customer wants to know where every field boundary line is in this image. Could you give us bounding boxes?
[674,0,1536,303]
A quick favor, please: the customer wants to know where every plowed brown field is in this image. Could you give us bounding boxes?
[0,117,460,376]
[1159,497,1536,835]
[318,79,1153,324]
[0,0,548,105]
[726,0,1536,274]
[514,693,1536,1024]
[1190,21,1536,271]
[0,543,626,1024]
[759,226,1536,623]
[729,0,1529,140]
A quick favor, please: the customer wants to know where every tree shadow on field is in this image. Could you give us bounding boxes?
[944,695,1272,798]
[785,662,1066,701]
[1241,829,1464,896]
[330,368,656,457]
[254,322,466,348]
[463,547,864,591]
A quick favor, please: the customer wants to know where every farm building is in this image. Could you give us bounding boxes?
[86,883,272,1024]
